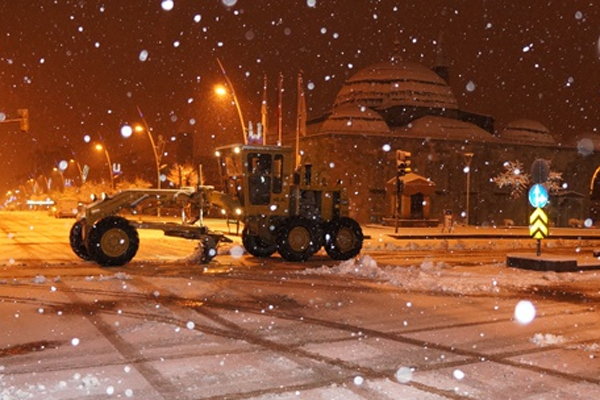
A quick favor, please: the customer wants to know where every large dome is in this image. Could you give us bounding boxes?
[333,60,458,111]
[499,119,555,145]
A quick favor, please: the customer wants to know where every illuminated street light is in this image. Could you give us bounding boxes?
[69,159,84,184]
[216,58,248,145]
[215,84,247,144]
[95,143,114,191]
[133,107,166,191]
[52,167,65,191]
[132,108,167,217]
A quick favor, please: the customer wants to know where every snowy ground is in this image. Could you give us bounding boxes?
[1,212,600,399]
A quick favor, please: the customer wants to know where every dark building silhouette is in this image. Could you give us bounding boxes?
[298,53,595,227]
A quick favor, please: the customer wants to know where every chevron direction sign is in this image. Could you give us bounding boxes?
[529,207,549,239]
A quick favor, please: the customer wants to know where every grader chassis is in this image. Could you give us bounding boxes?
[70,144,363,266]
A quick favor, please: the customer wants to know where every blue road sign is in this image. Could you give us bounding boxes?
[528,183,548,208]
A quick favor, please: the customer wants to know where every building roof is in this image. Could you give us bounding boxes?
[394,116,499,143]
[320,103,391,135]
[498,119,555,145]
[333,59,458,111]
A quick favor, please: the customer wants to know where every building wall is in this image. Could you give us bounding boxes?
[301,133,594,226]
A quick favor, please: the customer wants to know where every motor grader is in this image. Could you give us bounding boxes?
[69,144,363,266]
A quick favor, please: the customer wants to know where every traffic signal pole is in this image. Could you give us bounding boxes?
[394,150,411,233]
[0,109,29,132]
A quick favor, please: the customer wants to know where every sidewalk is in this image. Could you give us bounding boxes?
[366,223,600,240]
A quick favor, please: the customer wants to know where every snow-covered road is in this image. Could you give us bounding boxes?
[1,211,600,399]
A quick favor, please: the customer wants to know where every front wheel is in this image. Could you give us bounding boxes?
[87,216,139,267]
[325,217,363,260]
[69,220,92,260]
[242,227,277,258]
[277,217,318,262]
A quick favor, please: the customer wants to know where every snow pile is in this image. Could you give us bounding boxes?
[303,251,600,296]
[98,272,132,281]
[532,333,600,353]
[303,255,498,294]
[81,272,132,281]
[31,275,61,284]
[531,333,566,347]
[307,255,385,279]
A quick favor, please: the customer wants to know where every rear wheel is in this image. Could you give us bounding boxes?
[242,227,277,258]
[87,216,139,266]
[277,217,318,262]
[325,217,363,260]
[69,220,92,260]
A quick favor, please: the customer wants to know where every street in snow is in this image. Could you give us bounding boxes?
[1,211,600,399]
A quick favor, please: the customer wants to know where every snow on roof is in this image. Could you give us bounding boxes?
[333,60,458,111]
[320,103,391,135]
[386,172,436,196]
[499,119,555,145]
[395,115,499,142]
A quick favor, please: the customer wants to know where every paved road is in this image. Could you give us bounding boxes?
[1,211,600,399]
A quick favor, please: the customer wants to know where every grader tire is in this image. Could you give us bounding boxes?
[69,220,92,261]
[325,217,363,260]
[277,217,318,262]
[87,216,139,267]
[242,227,277,258]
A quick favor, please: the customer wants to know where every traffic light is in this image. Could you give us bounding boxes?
[396,150,411,177]
[17,109,29,132]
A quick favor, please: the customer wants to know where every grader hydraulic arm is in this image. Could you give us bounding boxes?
[69,186,236,267]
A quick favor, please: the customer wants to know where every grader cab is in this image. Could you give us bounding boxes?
[69,144,363,266]
[215,144,363,262]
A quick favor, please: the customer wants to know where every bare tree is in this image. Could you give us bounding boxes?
[493,160,531,199]
[167,163,199,188]
[493,160,563,199]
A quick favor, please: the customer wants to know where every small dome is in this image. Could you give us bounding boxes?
[499,119,555,145]
[333,60,458,111]
[321,104,391,135]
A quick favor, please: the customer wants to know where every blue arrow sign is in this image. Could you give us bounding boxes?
[528,183,548,208]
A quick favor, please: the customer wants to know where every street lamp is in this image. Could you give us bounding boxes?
[215,84,247,144]
[133,123,164,190]
[52,167,65,191]
[95,143,114,191]
[133,106,166,192]
[216,57,248,144]
[69,159,84,184]
[463,152,474,226]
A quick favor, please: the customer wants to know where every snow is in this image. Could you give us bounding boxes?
[3,218,600,398]
[302,252,598,296]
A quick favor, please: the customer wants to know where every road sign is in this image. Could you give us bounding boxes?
[528,183,548,208]
[529,207,549,239]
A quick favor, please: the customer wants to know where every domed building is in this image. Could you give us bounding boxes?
[498,119,556,146]
[298,54,592,227]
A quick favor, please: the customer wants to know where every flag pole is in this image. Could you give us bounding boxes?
[277,72,283,146]
[295,71,306,170]
[261,74,268,145]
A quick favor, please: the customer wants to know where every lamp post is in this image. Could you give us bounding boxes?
[95,143,114,191]
[463,152,474,226]
[134,107,165,190]
[69,159,84,184]
[52,167,65,192]
[215,84,247,144]
[216,58,247,144]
